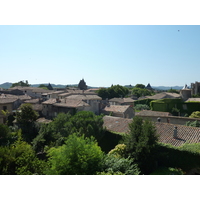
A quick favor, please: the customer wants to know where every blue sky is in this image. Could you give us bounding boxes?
[1,25,200,87]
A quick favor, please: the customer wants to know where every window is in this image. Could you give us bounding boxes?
[3,106,7,111]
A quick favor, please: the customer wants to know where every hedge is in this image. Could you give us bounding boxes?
[155,143,200,171]
[150,98,200,116]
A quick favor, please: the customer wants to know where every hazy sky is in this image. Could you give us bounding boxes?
[1,25,200,87]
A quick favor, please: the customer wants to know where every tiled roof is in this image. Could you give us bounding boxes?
[51,90,65,94]
[109,98,124,103]
[8,86,34,90]
[66,94,102,100]
[147,92,181,100]
[156,122,200,146]
[32,104,43,111]
[0,98,18,104]
[103,105,130,113]
[31,88,52,93]
[0,94,31,100]
[103,116,132,133]
[54,99,90,108]
[42,99,58,105]
[8,86,52,93]
[136,110,172,117]
[24,98,40,104]
[109,98,135,103]
[185,98,200,102]
[103,116,200,146]
[123,98,135,103]
[58,92,70,97]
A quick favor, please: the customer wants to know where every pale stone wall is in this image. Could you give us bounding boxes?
[137,115,200,125]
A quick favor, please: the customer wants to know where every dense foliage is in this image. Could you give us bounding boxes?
[11,80,30,88]
[189,111,200,118]
[134,104,150,111]
[46,133,104,175]
[1,106,200,175]
[0,132,46,175]
[97,85,129,100]
[131,88,152,98]
[185,120,200,127]
[123,116,158,174]
[16,104,39,142]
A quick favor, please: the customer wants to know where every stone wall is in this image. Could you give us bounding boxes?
[138,115,200,125]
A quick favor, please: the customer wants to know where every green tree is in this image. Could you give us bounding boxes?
[134,104,150,111]
[185,120,200,127]
[131,88,152,98]
[16,103,39,142]
[0,131,46,175]
[64,111,105,143]
[171,107,180,116]
[46,133,104,175]
[99,154,140,175]
[97,85,129,100]
[167,88,179,94]
[134,84,145,89]
[32,113,71,153]
[38,84,48,90]
[32,112,105,153]
[97,88,110,100]
[189,111,200,118]
[124,116,158,174]
[11,80,30,88]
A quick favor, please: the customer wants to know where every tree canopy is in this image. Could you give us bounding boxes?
[134,84,145,89]
[11,80,30,88]
[124,116,158,174]
[189,111,200,118]
[131,88,152,98]
[46,133,104,175]
[97,85,129,100]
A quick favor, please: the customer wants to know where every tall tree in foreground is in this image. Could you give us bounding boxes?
[124,116,158,174]
[16,104,39,142]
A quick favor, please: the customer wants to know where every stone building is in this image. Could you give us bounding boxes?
[180,84,191,100]
[191,81,200,95]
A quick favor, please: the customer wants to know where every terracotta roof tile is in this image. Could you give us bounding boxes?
[103,116,200,146]
[103,105,130,113]
[0,98,18,104]
[54,99,90,108]
[136,110,172,117]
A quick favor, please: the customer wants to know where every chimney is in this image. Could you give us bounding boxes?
[157,117,161,122]
[173,126,178,138]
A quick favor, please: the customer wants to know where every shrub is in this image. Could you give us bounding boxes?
[46,133,104,175]
[134,104,150,111]
[99,154,140,175]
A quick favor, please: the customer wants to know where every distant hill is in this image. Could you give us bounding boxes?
[152,86,183,91]
[31,83,67,88]
[0,82,12,89]
[0,82,184,91]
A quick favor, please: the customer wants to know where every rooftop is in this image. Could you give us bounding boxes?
[103,105,130,113]
[185,98,200,102]
[146,92,181,100]
[109,97,135,103]
[54,99,90,108]
[103,116,200,146]
[136,110,172,117]
[66,94,102,100]
[0,98,19,104]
